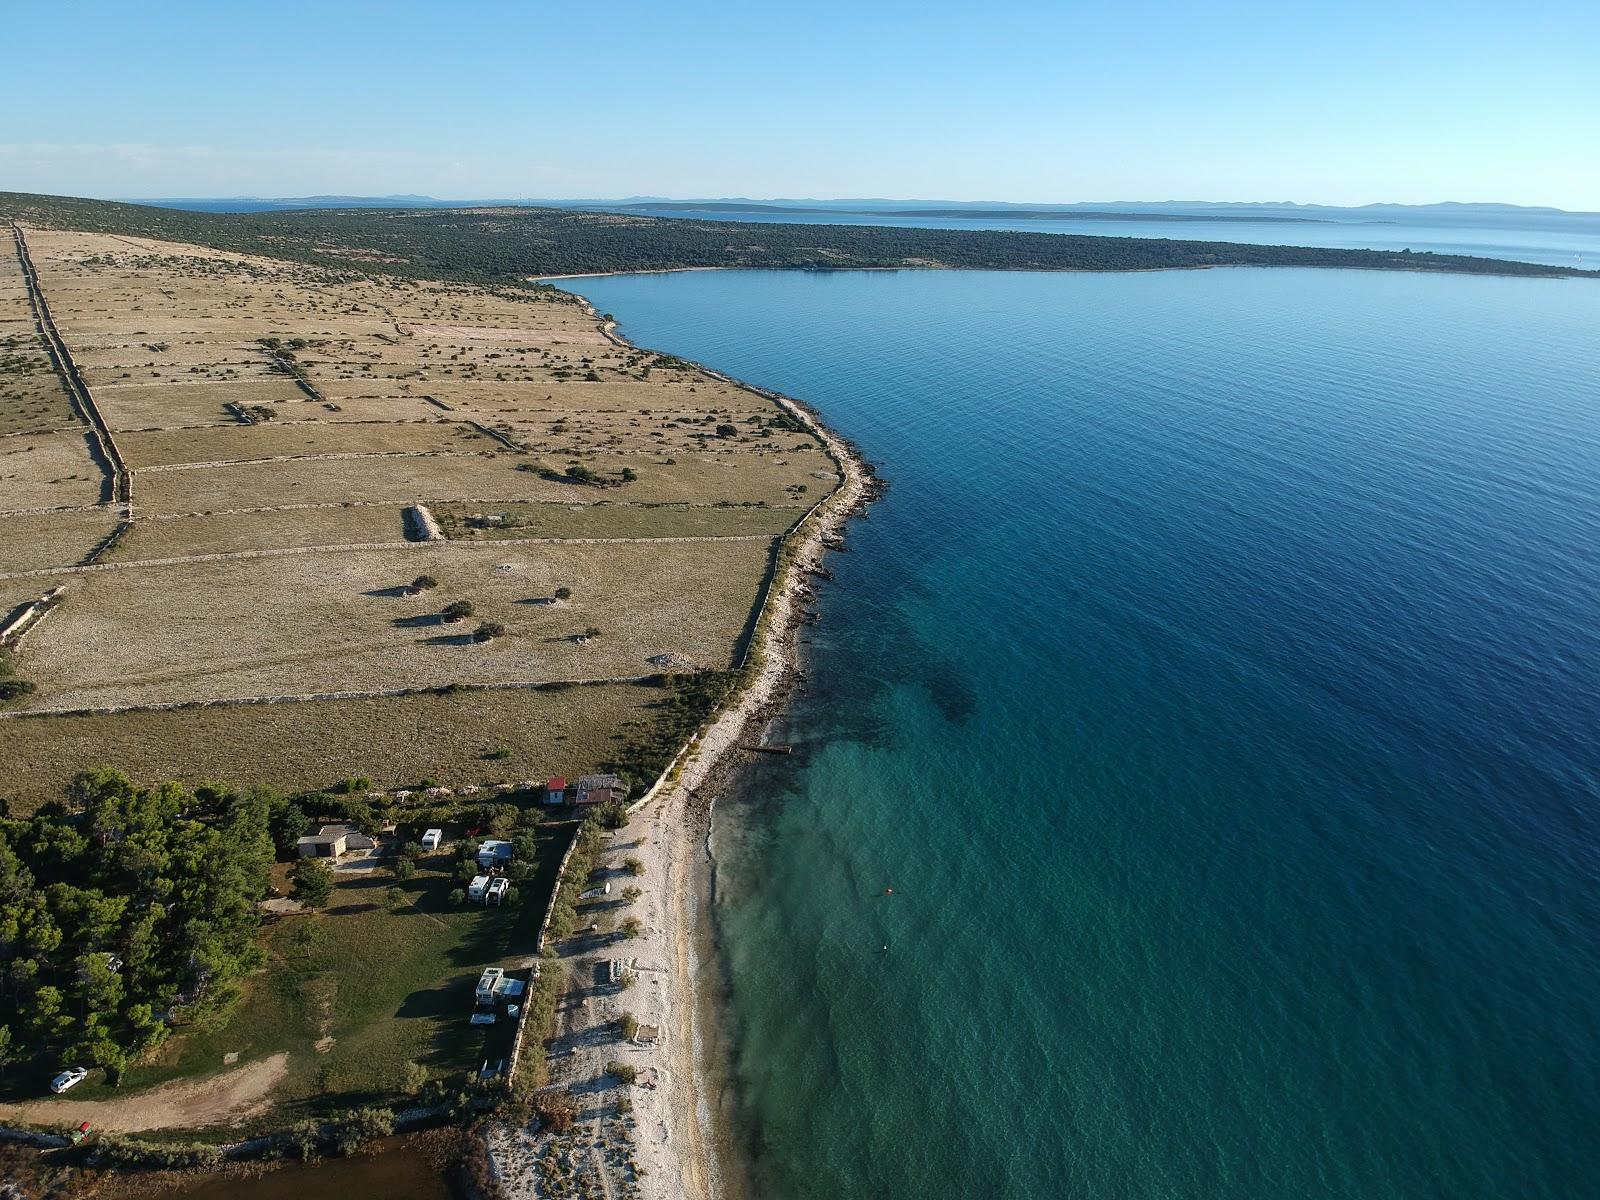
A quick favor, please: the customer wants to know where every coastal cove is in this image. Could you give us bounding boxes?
[565,267,1600,1200]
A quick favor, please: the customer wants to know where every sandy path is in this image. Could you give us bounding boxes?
[0,1052,289,1133]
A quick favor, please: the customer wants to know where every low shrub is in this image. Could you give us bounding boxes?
[331,1106,394,1155]
[534,1090,577,1134]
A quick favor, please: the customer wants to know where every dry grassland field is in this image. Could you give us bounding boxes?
[18,538,768,709]
[0,225,840,808]
[0,507,121,572]
[105,502,410,559]
[0,428,107,509]
[432,498,802,540]
[0,682,659,802]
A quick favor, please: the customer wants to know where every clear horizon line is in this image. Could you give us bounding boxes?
[89,192,1597,217]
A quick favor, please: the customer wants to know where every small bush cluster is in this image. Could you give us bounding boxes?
[79,1135,224,1171]
[545,820,605,941]
[533,1090,578,1134]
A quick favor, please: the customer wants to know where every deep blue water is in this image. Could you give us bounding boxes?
[566,267,1600,1200]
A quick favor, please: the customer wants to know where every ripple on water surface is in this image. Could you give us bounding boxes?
[567,267,1600,1200]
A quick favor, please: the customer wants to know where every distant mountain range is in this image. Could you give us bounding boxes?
[125,196,1598,221]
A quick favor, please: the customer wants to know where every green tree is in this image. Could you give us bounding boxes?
[268,797,309,858]
[290,858,333,908]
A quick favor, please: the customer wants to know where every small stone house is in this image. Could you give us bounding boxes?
[574,774,627,806]
[543,777,568,806]
[296,823,375,859]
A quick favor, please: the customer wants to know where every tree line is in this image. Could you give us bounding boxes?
[1,191,1589,286]
[0,769,273,1084]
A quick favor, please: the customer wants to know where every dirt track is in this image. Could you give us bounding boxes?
[0,1052,289,1132]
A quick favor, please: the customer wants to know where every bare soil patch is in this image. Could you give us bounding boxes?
[0,1052,289,1132]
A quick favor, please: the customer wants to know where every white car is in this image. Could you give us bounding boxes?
[51,1067,88,1094]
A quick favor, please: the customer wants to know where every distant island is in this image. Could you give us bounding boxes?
[2,191,1592,281]
[573,201,1332,223]
[124,195,1600,221]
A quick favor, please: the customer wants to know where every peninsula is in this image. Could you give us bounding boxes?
[0,205,867,1200]
[2,191,1592,283]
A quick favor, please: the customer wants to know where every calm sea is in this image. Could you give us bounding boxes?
[566,267,1600,1200]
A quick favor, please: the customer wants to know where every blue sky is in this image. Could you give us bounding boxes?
[2,0,1596,208]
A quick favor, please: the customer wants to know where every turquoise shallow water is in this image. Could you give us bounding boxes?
[567,267,1600,1200]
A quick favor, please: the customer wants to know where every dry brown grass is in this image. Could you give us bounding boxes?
[0,428,105,509]
[2,226,839,795]
[0,364,79,437]
[0,507,120,571]
[107,504,408,559]
[0,575,69,618]
[93,377,308,430]
[119,417,488,467]
[137,450,545,512]
[433,498,803,540]
[11,538,770,709]
[0,242,82,437]
[0,680,659,809]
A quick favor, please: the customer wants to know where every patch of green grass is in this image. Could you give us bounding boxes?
[122,823,571,1117]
